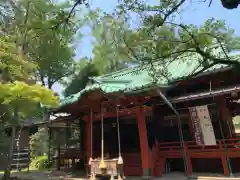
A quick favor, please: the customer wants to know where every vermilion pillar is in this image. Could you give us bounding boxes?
[220,142,230,176]
[136,105,152,177]
[216,96,235,138]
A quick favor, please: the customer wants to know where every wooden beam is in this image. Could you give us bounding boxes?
[82,106,152,121]
[68,95,152,114]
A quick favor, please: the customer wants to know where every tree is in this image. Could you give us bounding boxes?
[110,0,240,81]
[0,0,85,90]
[0,21,59,180]
[63,58,101,96]
[17,0,82,89]
[90,10,137,74]
[0,1,85,176]
[62,11,139,96]
[0,1,91,177]
[0,81,58,179]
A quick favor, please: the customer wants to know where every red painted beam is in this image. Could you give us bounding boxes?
[82,106,152,121]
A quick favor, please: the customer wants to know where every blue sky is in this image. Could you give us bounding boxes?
[52,0,240,94]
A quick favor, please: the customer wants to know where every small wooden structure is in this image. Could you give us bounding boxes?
[90,159,118,178]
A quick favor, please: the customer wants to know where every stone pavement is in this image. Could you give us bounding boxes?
[2,171,240,180]
[128,173,240,180]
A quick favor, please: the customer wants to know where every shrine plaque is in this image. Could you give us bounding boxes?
[189,107,203,145]
[196,105,216,145]
[189,105,216,145]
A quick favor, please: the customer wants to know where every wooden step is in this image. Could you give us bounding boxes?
[12,158,29,161]
[11,163,29,169]
[12,152,29,156]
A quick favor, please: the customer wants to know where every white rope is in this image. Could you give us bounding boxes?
[88,108,93,165]
[99,102,106,169]
[116,104,123,164]
[101,103,104,160]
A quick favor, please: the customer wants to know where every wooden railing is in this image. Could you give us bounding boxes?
[158,138,240,156]
[59,147,82,159]
[56,139,240,159]
[53,148,82,169]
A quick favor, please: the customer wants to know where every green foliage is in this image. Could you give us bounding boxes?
[62,11,139,96]
[123,16,239,63]
[63,60,101,96]
[17,0,82,89]
[0,81,59,120]
[0,126,9,154]
[0,0,86,178]
[30,155,52,170]
[0,0,78,125]
[0,36,36,81]
[0,0,62,120]
[0,81,58,106]
[67,128,80,147]
[90,11,137,74]
[30,128,49,159]
[111,1,240,80]
[0,0,84,89]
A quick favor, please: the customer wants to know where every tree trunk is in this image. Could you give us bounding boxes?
[3,126,16,180]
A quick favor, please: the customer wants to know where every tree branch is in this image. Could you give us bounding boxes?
[161,0,185,26]
[48,69,76,89]
[21,1,30,53]
[53,0,88,30]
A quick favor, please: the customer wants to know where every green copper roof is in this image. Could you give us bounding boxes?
[57,53,240,109]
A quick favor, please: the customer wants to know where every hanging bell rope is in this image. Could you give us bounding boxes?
[110,168,114,180]
[99,102,106,169]
[88,108,93,165]
[91,165,96,180]
[116,104,123,165]
[116,103,124,180]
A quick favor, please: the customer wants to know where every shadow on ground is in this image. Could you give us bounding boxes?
[0,170,86,180]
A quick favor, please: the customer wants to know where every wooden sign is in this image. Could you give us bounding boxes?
[196,105,216,145]
[189,107,204,145]
[189,105,216,146]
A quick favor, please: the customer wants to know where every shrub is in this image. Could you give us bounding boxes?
[30,155,52,170]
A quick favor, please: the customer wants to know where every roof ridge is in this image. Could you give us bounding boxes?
[98,52,240,80]
[99,62,161,79]
[99,65,138,78]
[97,52,203,79]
